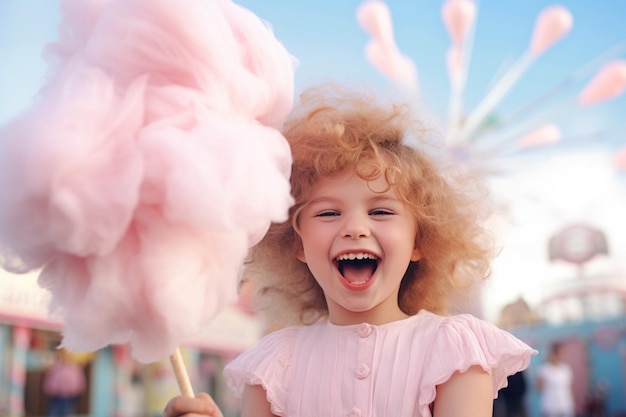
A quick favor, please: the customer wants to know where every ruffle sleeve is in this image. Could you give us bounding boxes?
[419,314,537,410]
[223,326,297,416]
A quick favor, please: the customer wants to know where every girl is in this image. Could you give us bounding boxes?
[164,84,536,417]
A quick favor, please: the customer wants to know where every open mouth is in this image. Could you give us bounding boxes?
[335,252,378,286]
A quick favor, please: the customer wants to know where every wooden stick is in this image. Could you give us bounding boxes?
[169,347,194,397]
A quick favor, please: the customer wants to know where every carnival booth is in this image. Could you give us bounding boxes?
[0,271,263,417]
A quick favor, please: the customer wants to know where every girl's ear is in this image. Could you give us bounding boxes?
[410,245,421,262]
[296,246,307,263]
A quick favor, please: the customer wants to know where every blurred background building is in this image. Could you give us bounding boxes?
[498,223,626,417]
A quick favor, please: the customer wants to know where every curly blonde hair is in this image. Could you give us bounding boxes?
[244,84,494,327]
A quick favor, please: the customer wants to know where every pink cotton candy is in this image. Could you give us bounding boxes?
[0,0,296,363]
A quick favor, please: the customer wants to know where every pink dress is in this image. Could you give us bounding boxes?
[224,310,537,417]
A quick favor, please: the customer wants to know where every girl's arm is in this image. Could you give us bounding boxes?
[432,365,493,417]
[240,384,277,417]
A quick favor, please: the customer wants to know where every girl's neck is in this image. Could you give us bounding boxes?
[328,307,409,326]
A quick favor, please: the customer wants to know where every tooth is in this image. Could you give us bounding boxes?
[336,252,378,261]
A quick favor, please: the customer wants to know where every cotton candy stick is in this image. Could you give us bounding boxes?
[170,349,194,397]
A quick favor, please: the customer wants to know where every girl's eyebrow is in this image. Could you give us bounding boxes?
[304,196,338,207]
[306,194,402,206]
[369,195,401,204]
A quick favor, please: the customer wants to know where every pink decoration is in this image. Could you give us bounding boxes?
[613,146,626,170]
[441,0,476,45]
[578,60,626,105]
[357,0,394,48]
[530,5,573,57]
[0,0,296,363]
[446,45,463,83]
[517,124,561,148]
[357,0,418,90]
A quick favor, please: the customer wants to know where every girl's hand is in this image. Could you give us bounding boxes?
[163,392,224,417]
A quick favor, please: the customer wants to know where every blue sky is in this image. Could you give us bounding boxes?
[1,1,625,320]
[237,1,626,152]
[1,1,625,150]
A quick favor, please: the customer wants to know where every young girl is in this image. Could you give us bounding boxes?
[164,84,537,417]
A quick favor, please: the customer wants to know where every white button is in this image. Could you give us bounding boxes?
[349,407,362,417]
[356,323,372,337]
[356,363,370,379]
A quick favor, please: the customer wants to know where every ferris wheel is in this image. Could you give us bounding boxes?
[355,0,626,174]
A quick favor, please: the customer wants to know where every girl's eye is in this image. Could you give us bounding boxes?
[315,211,340,218]
[370,209,394,216]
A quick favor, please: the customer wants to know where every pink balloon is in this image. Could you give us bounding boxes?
[357,0,418,89]
[517,124,561,148]
[578,60,626,105]
[613,146,626,170]
[441,0,476,45]
[364,39,418,90]
[357,0,394,47]
[530,5,573,57]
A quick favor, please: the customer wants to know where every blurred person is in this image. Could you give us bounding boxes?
[536,342,575,417]
[43,349,86,417]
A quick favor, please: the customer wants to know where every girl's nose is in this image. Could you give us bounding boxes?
[341,214,371,239]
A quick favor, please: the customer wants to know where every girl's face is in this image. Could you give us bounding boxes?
[296,170,421,325]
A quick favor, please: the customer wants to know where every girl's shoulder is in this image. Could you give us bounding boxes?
[418,310,537,366]
[416,310,537,405]
[222,324,305,402]
[382,309,498,337]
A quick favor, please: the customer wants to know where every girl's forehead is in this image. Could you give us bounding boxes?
[309,171,394,197]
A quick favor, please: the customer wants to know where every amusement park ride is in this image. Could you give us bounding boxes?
[355,0,626,173]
